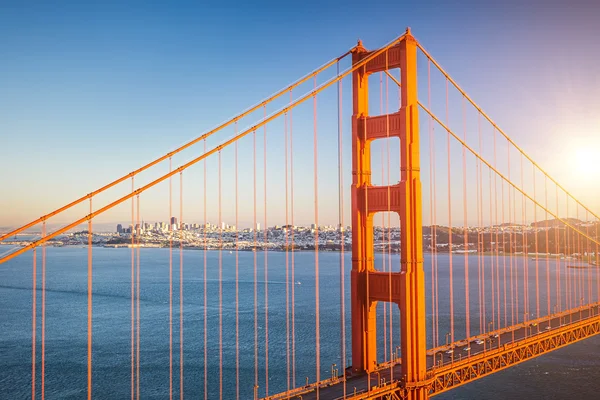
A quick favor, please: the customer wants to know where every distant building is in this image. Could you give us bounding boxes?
[170,217,178,226]
[117,224,123,233]
[255,222,261,231]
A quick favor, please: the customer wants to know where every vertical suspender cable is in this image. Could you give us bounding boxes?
[169,158,173,400]
[508,146,514,332]
[235,129,240,400]
[575,204,584,307]
[572,196,576,311]
[563,195,571,310]
[263,106,270,397]
[586,210,591,307]
[131,178,135,399]
[41,220,46,400]
[462,96,470,342]
[446,79,454,344]
[534,167,539,321]
[489,166,495,330]
[87,198,93,400]
[522,154,529,322]
[290,90,297,388]
[545,176,550,316]
[502,177,507,327]
[565,193,573,314]
[284,112,290,392]
[478,113,484,334]
[592,216,600,304]
[337,62,346,396]
[510,149,517,326]
[427,59,437,346]
[218,151,223,400]
[577,204,581,308]
[493,129,500,328]
[32,248,36,400]
[508,152,522,326]
[433,100,439,347]
[203,141,208,400]
[253,130,259,395]
[179,173,184,400]
[555,185,561,312]
[313,76,321,398]
[577,205,581,306]
[136,195,141,399]
[512,156,517,326]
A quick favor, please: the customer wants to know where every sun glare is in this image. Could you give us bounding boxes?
[572,146,600,182]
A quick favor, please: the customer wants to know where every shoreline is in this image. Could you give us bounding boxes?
[1,241,597,262]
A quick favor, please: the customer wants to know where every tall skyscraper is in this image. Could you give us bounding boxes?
[116,224,123,233]
[170,217,178,226]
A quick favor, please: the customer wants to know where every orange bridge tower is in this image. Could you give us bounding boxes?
[350,29,428,399]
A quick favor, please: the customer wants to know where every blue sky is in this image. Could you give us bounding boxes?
[1,0,599,230]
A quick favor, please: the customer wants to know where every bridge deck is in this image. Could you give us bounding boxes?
[265,303,600,399]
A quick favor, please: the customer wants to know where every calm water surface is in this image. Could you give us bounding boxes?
[1,247,599,399]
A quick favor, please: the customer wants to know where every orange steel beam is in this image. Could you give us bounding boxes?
[0,34,408,265]
[0,50,354,244]
[397,31,428,400]
[351,39,408,373]
[416,41,600,224]
[350,28,428,400]
[350,36,376,373]
[418,101,600,248]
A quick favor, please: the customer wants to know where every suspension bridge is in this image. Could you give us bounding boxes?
[1,29,599,400]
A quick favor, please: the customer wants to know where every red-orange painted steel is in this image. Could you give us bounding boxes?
[397,32,428,400]
[350,30,428,399]
[351,38,376,373]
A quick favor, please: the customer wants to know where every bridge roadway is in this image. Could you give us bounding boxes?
[264,303,600,400]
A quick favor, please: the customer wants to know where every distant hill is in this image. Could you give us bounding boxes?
[531,218,582,228]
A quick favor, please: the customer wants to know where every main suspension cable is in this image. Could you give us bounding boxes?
[1,34,410,265]
[416,42,600,225]
[0,49,356,244]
